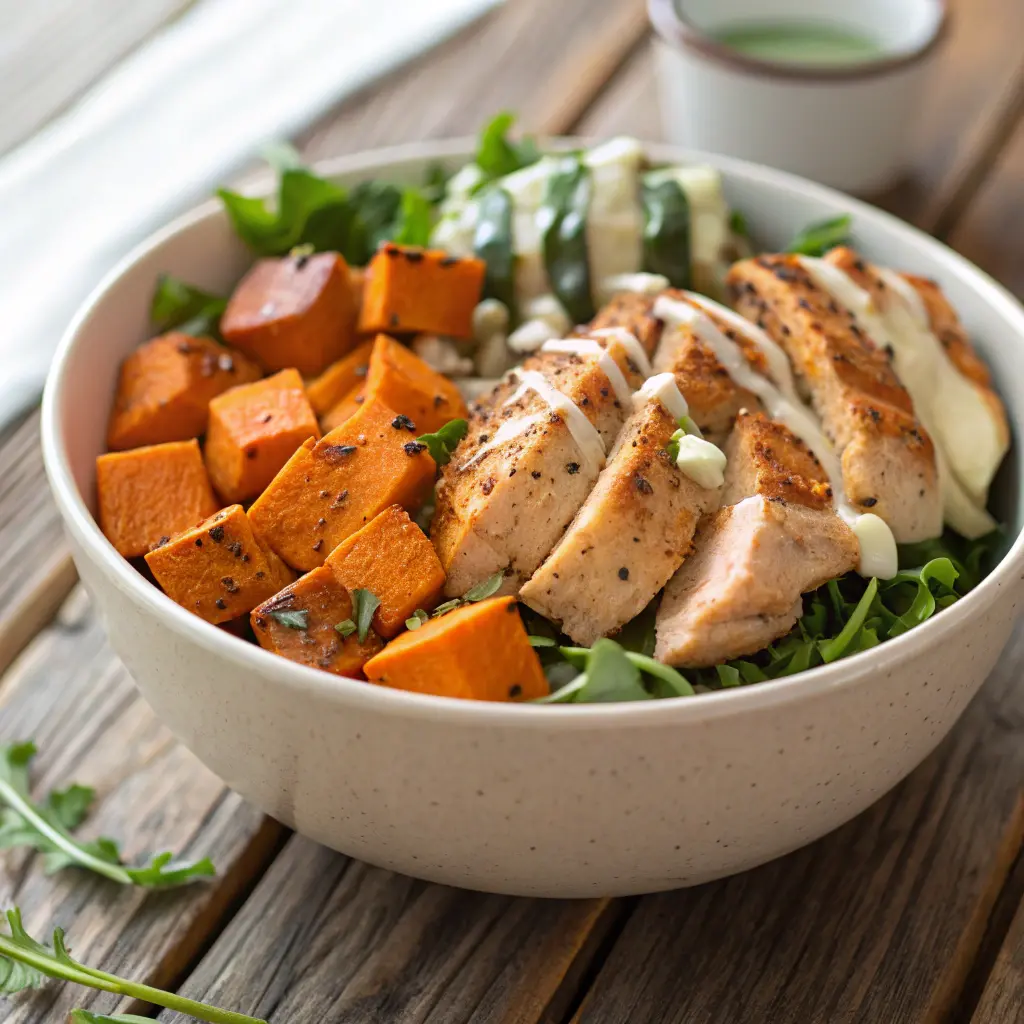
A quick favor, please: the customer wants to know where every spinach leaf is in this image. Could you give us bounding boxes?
[150,275,227,339]
[575,640,652,703]
[475,111,540,184]
[641,177,692,288]
[539,155,594,325]
[473,186,517,320]
[785,214,852,257]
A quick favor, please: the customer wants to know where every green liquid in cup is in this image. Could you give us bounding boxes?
[711,21,885,67]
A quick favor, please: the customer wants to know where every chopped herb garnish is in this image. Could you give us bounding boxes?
[528,635,557,648]
[269,609,309,630]
[0,908,265,1023]
[405,609,429,631]
[335,619,357,638]
[473,111,540,187]
[729,210,750,238]
[430,599,463,619]
[0,743,214,887]
[785,214,852,257]
[417,418,469,467]
[351,588,381,644]
[462,570,505,603]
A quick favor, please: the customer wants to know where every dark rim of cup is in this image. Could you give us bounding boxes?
[647,0,950,82]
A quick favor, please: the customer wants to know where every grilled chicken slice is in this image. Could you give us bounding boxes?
[656,411,858,667]
[519,394,720,646]
[726,255,941,542]
[821,248,1007,537]
[431,339,645,596]
[585,292,663,356]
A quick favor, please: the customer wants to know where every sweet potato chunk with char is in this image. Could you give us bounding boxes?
[97,439,218,558]
[363,596,547,701]
[221,251,358,376]
[145,505,294,624]
[325,505,445,638]
[251,565,382,675]
[358,245,485,339]
[305,340,374,416]
[321,386,366,432]
[350,333,468,435]
[205,369,321,503]
[248,399,435,572]
[107,333,261,450]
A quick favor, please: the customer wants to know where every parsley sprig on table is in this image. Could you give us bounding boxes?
[0,742,214,887]
[0,909,263,1024]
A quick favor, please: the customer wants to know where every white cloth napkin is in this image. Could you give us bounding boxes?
[0,0,501,428]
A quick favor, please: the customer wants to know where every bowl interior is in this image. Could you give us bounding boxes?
[45,138,1024,677]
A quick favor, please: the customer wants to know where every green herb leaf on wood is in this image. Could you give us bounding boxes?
[0,743,214,887]
[0,909,265,1023]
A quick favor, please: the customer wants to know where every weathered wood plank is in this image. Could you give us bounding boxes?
[156,837,620,1023]
[570,626,1024,1024]
[0,411,77,676]
[971,878,1024,1023]
[300,0,649,159]
[0,588,286,1022]
[947,119,1024,298]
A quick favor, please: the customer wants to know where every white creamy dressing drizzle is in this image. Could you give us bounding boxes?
[633,371,690,421]
[653,295,898,579]
[589,327,654,378]
[541,338,634,406]
[796,256,999,539]
[459,413,546,471]
[682,291,799,400]
[507,369,607,474]
[674,434,728,490]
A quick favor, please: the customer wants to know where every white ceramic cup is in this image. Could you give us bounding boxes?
[649,0,948,193]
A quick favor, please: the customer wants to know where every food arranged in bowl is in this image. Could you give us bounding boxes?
[93,115,1009,705]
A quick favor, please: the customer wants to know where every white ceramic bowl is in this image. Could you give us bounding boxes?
[649,0,948,193]
[42,140,1024,897]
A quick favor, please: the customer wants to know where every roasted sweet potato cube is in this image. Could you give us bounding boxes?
[248,400,436,572]
[251,565,382,675]
[325,505,445,638]
[221,251,357,376]
[321,386,366,432]
[97,439,218,558]
[205,369,320,503]
[363,596,547,701]
[305,339,374,416]
[107,333,261,450]
[361,333,468,434]
[358,245,485,339]
[145,505,294,624]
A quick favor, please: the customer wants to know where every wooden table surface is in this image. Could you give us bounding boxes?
[1,1,1023,1021]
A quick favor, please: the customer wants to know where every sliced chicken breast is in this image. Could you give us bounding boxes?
[656,411,858,667]
[726,255,942,543]
[431,339,645,596]
[519,394,720,646]
[585,292,663,356]
[819,248,1007,537]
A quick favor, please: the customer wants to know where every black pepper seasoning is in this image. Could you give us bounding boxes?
[618,567,629,581]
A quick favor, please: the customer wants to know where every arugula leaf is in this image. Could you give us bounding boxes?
[785,214,852,257]
[352,588,381,643]
[819,577,878,662]
[0,909,264,1023]
[0,743,214,887]
[150,275,227,339]
[335,619,357,638]
[269,609,308,630]
[474,111,540,184]
[417,419,469,467]
[574,640,652,702]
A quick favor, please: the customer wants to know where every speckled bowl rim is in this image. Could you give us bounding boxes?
[647,0,950,82]
[41,136,1024,730]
